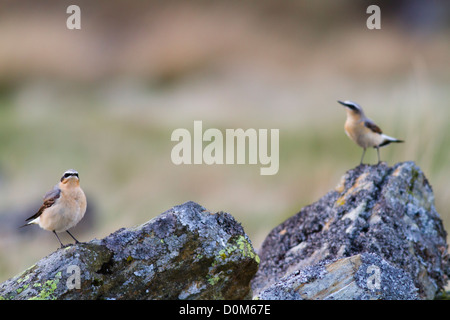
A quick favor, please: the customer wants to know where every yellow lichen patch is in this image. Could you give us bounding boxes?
[335,172,371,207]
[335,196,346,207]
[28,272,62,300]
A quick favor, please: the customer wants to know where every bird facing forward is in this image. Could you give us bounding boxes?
[23,169,87,248]
[338,100,404,165]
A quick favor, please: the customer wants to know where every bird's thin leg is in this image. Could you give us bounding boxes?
[360,148,366,165]
[53,230,65,248]
[66,230,80,244]
[376,147,381,164]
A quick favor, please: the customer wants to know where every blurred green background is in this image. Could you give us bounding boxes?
[0,0,449,286]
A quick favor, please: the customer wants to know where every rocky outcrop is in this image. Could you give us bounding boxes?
[1,162,448,300]
[252,161,449,300]
[0,201,259,300]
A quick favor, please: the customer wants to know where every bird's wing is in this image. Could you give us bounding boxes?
[25,185,61,221]
[364,119,383,134]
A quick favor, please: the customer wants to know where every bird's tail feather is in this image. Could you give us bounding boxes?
[19,219,37,229]
[379,134,404,147]
[19,222,31,228]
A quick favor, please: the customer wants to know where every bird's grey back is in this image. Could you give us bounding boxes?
[43,185,61,202]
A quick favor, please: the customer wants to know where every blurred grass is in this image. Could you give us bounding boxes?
[0,1,449,288]
[0,79,449,283]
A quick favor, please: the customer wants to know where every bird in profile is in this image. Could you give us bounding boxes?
[22,169,87,248]
[338,100,404,165]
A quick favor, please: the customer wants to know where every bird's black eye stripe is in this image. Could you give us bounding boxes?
[344,103,360,112]
[338,100,361,112]
[63,172,78,179]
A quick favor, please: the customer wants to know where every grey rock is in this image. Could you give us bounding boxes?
[252,162,449,299]
[0,201,259,300]
[256,253,419,300]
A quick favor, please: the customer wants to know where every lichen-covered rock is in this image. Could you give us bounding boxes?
[0,201,259,300]
[252,162,449,299]
[256,253,419,300]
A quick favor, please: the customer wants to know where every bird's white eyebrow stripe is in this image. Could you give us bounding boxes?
[61,171,79,181]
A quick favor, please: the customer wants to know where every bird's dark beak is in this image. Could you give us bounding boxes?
[337,100,347,107]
